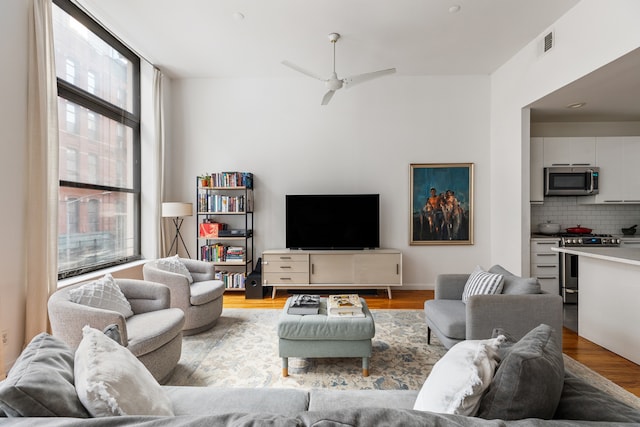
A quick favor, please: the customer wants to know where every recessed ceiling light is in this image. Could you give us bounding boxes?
[566,102,586,109]
[232,12,245,21]
[449,5,461,13]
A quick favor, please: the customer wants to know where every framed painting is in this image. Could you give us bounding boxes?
[410,163,474,245]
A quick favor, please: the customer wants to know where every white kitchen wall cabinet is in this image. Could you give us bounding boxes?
[543,137,596,167]
[530,137,544,204]
[580,136,640,204]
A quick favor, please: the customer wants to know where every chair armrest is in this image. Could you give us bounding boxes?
[48,292,127,350]
[181,258,215,281]
[434,274,469,300]
[143,262,192,311]
[466,293,564,344]
[117,278,171,314]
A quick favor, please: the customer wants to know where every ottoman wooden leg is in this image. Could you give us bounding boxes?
[282,357,289,377]
[362,357,369,377]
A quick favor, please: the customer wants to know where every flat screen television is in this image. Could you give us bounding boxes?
[285,194,380,250]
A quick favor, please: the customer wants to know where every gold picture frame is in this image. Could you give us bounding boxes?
[410,163,474,245]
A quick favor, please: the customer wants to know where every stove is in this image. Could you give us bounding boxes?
[558,233,620,305]
[559,233,620,247]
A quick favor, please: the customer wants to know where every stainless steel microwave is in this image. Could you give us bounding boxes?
[544,166,599,196]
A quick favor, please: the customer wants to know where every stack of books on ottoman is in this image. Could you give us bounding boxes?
[327,294,365,318]
[287,294,321,315]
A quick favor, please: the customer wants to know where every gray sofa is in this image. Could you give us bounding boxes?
[425,265,564,349]
[1,331,640,426]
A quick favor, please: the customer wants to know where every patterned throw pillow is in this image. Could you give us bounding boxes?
[156,255,194,283]
[69,274,134,318]
[462,266,504,303]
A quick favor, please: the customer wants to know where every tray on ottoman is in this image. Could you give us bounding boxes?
[277,296,375,377]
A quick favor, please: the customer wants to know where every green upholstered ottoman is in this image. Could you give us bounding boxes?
[277,296,376,377]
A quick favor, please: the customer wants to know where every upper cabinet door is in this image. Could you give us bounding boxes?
[590,136,640,204]
[543,137,596,167]
[530,137,544,203]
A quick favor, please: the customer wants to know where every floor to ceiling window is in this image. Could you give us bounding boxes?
[52,0,141,278]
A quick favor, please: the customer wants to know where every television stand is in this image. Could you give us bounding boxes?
[261,249,402,299]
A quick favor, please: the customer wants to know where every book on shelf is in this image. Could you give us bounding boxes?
[287,294,320,315]
[327,294,363,315]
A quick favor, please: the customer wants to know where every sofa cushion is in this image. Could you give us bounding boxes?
[0,333,89,418]
[156,255,194,283]
[189,279,225,306]
[488,265,541,295]
[125,308,184,356]
[424,299,466,340]
[462,266,504,303]
[413,336,505,416]
[554,372,640,422]
[309,389,419,412]
[477,324,564,420]
[74,326,174,417]
[165,386,309,416]
[69,274,134,318]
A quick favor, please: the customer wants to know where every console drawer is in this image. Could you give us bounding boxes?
[262,272,309,285]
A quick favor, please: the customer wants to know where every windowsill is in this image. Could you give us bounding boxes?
[57,259,147,288]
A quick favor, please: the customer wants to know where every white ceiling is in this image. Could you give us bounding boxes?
[75,0,639,122]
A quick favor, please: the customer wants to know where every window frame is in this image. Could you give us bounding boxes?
[54,0,141,279]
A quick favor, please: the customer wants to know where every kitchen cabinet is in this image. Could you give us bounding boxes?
[530,137,544,203]
[530,238,560,296]
[542,137,596,167]
[581,137,640,204]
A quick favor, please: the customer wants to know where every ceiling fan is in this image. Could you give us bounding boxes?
[282,33,396,105]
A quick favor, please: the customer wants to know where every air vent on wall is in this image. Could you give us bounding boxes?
[543,31,554,53]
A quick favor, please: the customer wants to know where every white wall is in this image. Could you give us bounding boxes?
[490,0,640,274]
[0,0,29,368]
[166,75,492,286]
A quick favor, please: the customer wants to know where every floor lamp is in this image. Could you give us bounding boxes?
[162,202,193,258]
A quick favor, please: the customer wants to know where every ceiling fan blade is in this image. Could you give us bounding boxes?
[343,68,396,89]
[281,60,324,81]
[321,90,336,105]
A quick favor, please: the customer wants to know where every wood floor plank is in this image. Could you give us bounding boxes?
[223,289,640,396]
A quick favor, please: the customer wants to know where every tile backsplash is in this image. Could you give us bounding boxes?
[531,197,640,235]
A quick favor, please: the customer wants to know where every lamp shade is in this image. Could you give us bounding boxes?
[162,202,193,218]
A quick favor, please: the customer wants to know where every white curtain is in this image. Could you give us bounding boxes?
[153,68,169,257]
[24,0,59,344]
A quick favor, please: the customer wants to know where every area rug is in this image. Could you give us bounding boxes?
[165,308,640,408]
[166,309,445,390]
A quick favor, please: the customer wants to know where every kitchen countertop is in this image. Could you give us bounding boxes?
[552,246,640,266]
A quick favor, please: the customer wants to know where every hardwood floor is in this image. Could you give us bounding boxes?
[224,289,640,397]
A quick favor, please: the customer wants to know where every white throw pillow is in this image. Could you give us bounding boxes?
[461,266,504,303]
[69,274,133,318]
[413,335,505,416]
[74,326,174,417]
[156,255,194,283]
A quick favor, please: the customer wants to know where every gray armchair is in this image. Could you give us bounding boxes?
[143,258,225,335]
[48,278,185,383]
[424,267,563,349]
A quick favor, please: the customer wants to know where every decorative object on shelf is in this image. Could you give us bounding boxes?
[199,174,211,187]
[162,202,193,258]
[410,163,474,245]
